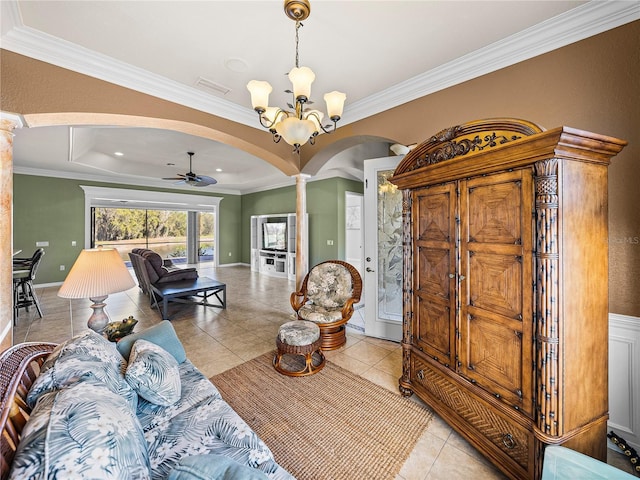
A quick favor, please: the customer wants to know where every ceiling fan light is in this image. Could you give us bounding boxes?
[324,91,346,121]
[288,66,315,102]
[247,80,272,111]
[275,117,315,147]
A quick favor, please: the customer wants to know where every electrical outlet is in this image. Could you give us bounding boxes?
[36,241,49,247]
[60,265,65,271]
[327,240,334,245]
[228,252,232,257]
[71,241,77,246]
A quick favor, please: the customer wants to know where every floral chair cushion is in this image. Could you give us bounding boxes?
[125,339,182,406]
[26,330,137,411]
[297,305,344,324]
[305,263,353,310]
[10,378,151,480]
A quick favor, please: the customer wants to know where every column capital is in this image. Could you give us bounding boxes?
[0,111,25,132]
[292,173,312,182]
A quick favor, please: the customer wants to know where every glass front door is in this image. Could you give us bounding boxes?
[364,156,403,341]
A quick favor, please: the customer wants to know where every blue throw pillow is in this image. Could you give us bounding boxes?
[168,454,269,480]
[117,320,187,363]
[125,339,181,406]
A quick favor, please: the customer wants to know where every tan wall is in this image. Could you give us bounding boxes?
[308,21,640,316]
[1,20,639,316]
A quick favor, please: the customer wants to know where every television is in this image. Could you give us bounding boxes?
[262,222,287,251]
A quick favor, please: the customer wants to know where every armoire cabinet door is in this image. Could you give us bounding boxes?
[412,183,457,368]
[458,169,534,415]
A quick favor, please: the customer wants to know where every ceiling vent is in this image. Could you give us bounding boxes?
[195,77,231,95]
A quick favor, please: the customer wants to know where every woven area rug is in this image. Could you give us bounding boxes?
[210,352,433,480]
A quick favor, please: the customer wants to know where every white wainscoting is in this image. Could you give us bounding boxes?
[609,313,640,450]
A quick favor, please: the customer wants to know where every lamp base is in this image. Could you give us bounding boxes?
[87,295,110,333]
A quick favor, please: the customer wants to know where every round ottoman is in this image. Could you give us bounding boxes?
[273,320,326,376]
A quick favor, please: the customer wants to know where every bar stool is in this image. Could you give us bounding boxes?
[13,248,45,324]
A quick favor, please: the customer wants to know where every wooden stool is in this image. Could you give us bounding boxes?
[273,320,325,377]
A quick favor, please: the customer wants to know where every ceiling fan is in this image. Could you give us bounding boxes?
[162,152,217,187]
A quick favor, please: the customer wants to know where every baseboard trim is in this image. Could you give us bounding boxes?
[608,313,640,451]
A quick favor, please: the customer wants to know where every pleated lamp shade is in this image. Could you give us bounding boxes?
[58,247,135,332]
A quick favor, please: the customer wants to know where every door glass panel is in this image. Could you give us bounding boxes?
[198,212,215,262]
[377,170,403,321]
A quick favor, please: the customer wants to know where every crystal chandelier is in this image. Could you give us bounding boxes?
[247,0,346,153]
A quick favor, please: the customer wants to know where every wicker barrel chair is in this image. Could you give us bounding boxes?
[290,260,362,350]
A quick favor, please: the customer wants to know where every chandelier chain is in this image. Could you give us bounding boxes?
[295,21,302,68]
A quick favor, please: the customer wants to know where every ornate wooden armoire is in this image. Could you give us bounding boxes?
[390,118,627,479]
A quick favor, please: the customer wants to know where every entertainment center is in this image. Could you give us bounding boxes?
[250,213,307,281]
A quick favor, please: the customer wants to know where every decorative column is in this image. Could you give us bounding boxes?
[399,188,413,396]
[534,158,561,439]
[0,112,24,351]
[294,174,310,291]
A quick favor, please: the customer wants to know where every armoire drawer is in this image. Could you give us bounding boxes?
[412,355,532,473]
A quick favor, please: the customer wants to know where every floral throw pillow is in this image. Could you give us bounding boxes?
[26,330,137,411]
[125,339,181,406]
[9,379,151,480]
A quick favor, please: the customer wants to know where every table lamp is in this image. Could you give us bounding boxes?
[58,247,135,333]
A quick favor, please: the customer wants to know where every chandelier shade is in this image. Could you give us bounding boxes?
[275,117,317,147]
[288,66,315,101]
[247,0,345,152]
[247,80,273,111]
[324,91,347,120]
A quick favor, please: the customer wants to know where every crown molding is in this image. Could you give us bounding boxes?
[13,165,357,196]
[346,1,640,123]
[2,1,639,127]
[12,166,243,196]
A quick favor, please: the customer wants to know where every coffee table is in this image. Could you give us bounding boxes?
[151,276,226,320]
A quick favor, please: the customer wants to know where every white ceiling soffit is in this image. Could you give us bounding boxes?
[2,1,638,128]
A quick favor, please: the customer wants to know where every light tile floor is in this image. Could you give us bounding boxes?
[13,264,634,479]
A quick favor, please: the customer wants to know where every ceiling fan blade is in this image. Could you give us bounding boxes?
[161,154,217,187]
[194,175,217,186]
[162,173,186,180]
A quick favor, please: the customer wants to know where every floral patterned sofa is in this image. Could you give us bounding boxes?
[1,323,294,480]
